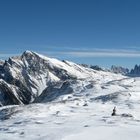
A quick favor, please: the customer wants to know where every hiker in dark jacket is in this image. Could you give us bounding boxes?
[112,107,116,116]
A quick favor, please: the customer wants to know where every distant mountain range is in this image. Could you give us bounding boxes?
[111,65,129,75]
[81,64,140,76]
[111,65,140,76]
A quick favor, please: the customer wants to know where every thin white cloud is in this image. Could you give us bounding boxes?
[1,48,140,59]
[124,46,140,50]
[66,51,140,57]
[41,49,140,58]
[0,53,20,58]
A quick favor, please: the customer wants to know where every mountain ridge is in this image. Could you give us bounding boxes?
[0,51,125,106]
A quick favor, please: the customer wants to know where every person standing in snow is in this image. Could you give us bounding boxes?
[112,106,116,116]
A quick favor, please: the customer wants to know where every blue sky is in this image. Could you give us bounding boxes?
[0,0,140,68]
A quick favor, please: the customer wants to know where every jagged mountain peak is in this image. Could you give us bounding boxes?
[21,50,49,60]
[23,50,33,54]
[22,50,38,58]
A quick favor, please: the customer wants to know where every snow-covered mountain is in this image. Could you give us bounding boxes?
[1,51,140,140]
[0,51,121,106]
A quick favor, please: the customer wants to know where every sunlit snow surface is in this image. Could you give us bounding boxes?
[1,76,140,140]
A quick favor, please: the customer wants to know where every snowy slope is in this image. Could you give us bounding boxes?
[0,76,140,140]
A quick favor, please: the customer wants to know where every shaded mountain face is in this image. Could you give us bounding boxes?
[0,51,101,106]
